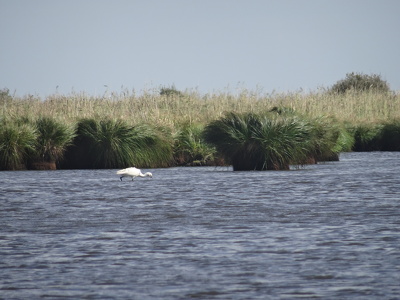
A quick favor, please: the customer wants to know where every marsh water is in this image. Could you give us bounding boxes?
[1,152,399,299]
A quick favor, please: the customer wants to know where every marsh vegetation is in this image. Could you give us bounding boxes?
[1,74,399,170]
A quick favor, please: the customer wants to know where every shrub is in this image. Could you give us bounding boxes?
[160,86,183,97]
[329,72,390,94]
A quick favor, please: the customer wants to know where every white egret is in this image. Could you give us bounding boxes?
[116,167,153,181]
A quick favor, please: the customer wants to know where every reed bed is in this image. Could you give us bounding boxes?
[1,89,399,170]
[2,89,399,128]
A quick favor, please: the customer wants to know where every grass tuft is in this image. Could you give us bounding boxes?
[63,118,172,169]
[31,117,76,167]
[0,121,37,170]
[173,122,218,166]
[203,112,315,170]
[381,120,400,151]
[351,124,383,151]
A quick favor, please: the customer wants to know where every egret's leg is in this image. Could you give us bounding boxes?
[120,176,123,181]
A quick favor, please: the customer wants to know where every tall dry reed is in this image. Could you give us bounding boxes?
[1,89,399,129]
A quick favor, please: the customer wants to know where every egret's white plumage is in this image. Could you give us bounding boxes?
[116,167,153,181]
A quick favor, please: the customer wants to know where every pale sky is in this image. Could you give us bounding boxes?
[1,0,399,97]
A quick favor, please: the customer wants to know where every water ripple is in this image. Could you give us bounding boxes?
[1,152,400,299]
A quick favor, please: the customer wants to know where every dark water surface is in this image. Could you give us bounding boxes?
[1,152,399,299]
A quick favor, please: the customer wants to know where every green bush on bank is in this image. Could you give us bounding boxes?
[1,114,399,171]
[203,112,322,170]
[62,118,173,169]
[0,121,37,170]
[381,121,400,151]
[29,117,76,169]
[351,124,384,151]
[173,122,220,166]
[329,72,391,94]
[350,121,400,152]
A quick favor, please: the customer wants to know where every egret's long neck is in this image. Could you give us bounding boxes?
[138,172,146,177]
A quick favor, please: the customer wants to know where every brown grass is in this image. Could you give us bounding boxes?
[2,89,399,129]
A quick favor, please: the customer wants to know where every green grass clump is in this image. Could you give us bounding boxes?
[351,124,383,151]
[308,118,355,162]
[0,121,37,170]
[30,117,76,169]
[203,112,315,170]
[349,120,400,152]
[173,123,219,166]
[63,118,172,169]
[381,120,400,151]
